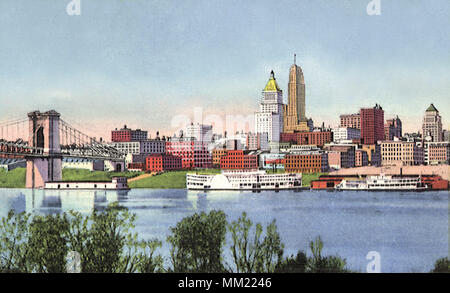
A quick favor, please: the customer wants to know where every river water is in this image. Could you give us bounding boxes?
[0,188,448,273]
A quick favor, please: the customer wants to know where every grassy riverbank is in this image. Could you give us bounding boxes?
[129,169,221,189]
[62,168,144,182]
[0,168,26,188]
[0,168,325,189]
[302,172,327,187]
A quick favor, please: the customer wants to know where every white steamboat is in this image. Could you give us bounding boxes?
[335,174,427,191]
[186,169,303,191]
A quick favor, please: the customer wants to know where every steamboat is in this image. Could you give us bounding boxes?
[186,169,304,191]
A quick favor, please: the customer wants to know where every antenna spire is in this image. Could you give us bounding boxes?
[294,53,296,65]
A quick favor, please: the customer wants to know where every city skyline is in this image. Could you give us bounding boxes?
[0,0,449,140]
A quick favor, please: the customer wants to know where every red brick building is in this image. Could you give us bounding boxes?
[212,148,227,167]
[145,154,182,172]
[127,162,144,171]
[280,131,332,146]
[111,125,148,142]
[360,104,385,145]
[284,153,329,173]
[165,141,212,169]
[220,150,258,170]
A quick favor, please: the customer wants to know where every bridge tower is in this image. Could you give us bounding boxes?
[26,110,62,188]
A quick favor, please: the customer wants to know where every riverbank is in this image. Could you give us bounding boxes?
[0,168,144,188]
[0,168,324,189]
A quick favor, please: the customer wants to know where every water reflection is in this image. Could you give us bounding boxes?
[0,188,447,272]
[0,189,130,217]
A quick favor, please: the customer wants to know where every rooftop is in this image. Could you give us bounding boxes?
[263,70,281,92]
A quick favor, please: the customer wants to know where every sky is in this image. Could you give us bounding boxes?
[0,0,449,140]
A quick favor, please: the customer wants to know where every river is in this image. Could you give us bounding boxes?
[0,188,448,273]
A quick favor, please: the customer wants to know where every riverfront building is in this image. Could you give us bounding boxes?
[185,123,213,143]
[379,140,424,166]
[332,127,361,142]
[360,104,385,145]
[385,116,402,140]
[340,113,360,129]
[355,149,369,167]
[145,154,182,172]
[220,150,258,170]
[280,131,333,147]
[246,132,269,151]
[284,152,329,173]
[323,145,356,169]
[424,141,450,165]
[111,125,148,142]
[422,104,443,142]
[109,140,165,156]
[212,148,227,167]
[283,56,309,133]
[255,71,284,143]
[165,140,212,169]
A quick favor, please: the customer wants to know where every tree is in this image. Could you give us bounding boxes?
[431,257,450,273]
[228,212,284,273]
[0,211,30,272]
[167,210,227,273]
[275,251,308,273]
[27,213,70,273]
[306,236,349,273]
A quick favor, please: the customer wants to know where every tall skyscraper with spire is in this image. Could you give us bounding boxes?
[283,54,310,133]
[255,70,284,143]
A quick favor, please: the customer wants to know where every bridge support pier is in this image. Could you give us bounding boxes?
[25,110,62,189]
[26,157,62,188]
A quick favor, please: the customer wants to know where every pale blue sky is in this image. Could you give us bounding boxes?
[0,0,449,139]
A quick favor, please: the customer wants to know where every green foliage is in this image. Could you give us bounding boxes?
[62,168,143,182]
[275,251,308,273]
[0,168,26,188]
[0,203,162,273]
[306,236,350,273]
[228,212,284,273]
[27,214,70,273]
[0,211,30,272]
[167,210,227,273]
[431,257,450,273]
[129,171,187,189]
[2,206,443,273]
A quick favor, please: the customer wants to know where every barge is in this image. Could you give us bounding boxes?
[44,176,130,190]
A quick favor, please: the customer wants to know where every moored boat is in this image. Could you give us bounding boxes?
[335,174,428,191]
[186,169,303,191]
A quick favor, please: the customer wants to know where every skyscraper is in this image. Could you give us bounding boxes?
[422,104,443,142]
[255,70,284,143]
[360,104,385,145]
[385,116,402,140]
[283,55,309,133]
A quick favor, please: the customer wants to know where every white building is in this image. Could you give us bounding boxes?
[255,71,284,144]
[332,127,360,142]
[185,123,213,143]
[62,157,104,171]
[422,104,443,142]
[109,140,165,156]
[247,132,269,151]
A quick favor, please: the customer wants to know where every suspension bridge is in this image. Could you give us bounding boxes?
[0,110,125,188]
